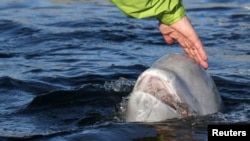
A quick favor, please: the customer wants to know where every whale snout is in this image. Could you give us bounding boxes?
[125,69,193,122]
[134,69,180,110]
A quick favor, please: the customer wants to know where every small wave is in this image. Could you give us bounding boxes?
[24,84,121,110]
[0,76,61,94]
[213,75,250,97]
[104,77,134,93]
[0,19,40,36]
[0,53,17,58]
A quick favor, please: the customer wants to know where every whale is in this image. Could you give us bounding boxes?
[125,54,223,122]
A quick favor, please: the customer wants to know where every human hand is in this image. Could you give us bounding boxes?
[159,16,208,69]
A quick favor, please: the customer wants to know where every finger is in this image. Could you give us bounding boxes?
[174,34,195,57]
[159,24,176,44]
[188,38,208,69]
[200,61,208,69]
[164,35,175,44]
[159,23,172,34]
[189,46,200,64]
[193,39,208,61]
[189,46,208,69]
[184,39,195,56]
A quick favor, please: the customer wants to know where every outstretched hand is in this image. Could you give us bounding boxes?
[159,16,208,69]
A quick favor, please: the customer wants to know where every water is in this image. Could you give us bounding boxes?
[0,0,249,140]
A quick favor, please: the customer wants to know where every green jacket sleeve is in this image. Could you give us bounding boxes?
[109,0,186,25]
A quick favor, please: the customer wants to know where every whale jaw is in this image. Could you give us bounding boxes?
[125,91,179,122]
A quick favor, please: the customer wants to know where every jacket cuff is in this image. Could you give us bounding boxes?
[158,4,186,25]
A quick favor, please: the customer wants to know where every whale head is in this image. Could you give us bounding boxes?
[125,54,223,122]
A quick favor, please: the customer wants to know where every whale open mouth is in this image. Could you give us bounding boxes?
[133,69,194,117]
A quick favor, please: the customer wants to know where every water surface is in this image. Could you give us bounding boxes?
[0,0,249,140]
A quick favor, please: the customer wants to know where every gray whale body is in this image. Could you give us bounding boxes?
[125,54,223,122]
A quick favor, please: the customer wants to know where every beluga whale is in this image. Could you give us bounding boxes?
[125,54,223,122]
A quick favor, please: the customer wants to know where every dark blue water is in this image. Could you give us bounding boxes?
[0,0,249,140]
